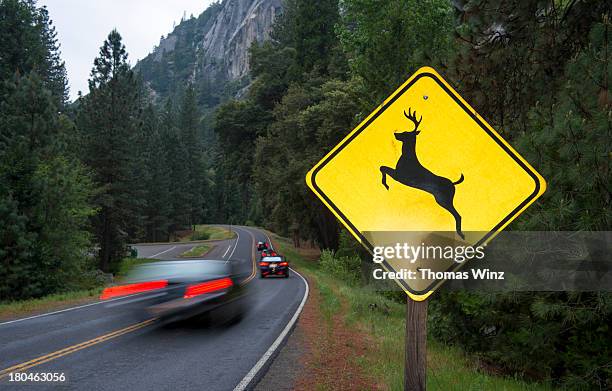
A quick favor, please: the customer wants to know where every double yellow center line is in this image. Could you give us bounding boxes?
[0,318,157,380]
[239,228,258,285]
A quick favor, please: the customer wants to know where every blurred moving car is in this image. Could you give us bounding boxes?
[256,241,269,252]
[259,255,289,278]
[100,259,250,324]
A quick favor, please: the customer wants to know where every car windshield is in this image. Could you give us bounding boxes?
[263,256,283,262]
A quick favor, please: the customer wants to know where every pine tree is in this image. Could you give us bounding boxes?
[140,104,172,242]
[0,0,43,82]
[517,16,611,231]
[35,4,69,108]
[273,0,341,76]
[0,72,94,300]
[214,99,267,222]
[78,30,144,272]
[450,0,609,133]
[178,84,203,227]
[160,99,191,233]
[0,188,36,300]
[0,0,68,107]
[338,0,454,105]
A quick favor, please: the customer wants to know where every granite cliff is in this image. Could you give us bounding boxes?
[136,0,282,107]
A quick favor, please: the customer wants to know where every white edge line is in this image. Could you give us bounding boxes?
[222,245,231,258]
[147,245,177,259]
[0,294,140,327]
[226,229,241,261]
[233,266,309,391]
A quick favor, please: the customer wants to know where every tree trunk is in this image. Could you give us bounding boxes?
[100,211,110,272]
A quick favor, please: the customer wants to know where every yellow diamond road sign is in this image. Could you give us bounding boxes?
[306,67,546,301]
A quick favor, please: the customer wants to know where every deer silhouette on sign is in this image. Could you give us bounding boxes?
[379,108,465,239]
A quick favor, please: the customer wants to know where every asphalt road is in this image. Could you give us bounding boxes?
[0,226,308,390]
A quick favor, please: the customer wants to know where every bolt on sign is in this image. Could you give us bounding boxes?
[306,67,546,301]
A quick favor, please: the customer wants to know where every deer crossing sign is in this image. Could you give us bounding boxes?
[306,67,546,300]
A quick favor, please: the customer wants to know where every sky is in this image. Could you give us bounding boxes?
[39,0,216,101]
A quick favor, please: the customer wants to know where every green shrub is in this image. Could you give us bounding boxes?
[319,249,361,285]
[190,231,210,241]
[429,291,612,389]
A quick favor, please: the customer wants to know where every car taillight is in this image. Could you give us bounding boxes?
[270,252,277,256]
[184,278,233,299]
[259,261,269,266]
[100,280,168,300]
[280,261,288,266]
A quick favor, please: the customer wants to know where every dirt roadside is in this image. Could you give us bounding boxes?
[255,272,382,391]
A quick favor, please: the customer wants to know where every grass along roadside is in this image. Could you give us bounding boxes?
[179,244,212,258]
[267,231,551,391]
[0,288,103,322]
[178,225,236,242]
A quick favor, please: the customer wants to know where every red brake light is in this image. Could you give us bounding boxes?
[280,261,288,266]
[184,278,233,299]
[100,280,168,300]
[259,261,269,266]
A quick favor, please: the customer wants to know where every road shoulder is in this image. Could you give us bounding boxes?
[254,272,381,391]
[254,323,307,391]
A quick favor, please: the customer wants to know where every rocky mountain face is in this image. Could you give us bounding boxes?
[136,0,282,107]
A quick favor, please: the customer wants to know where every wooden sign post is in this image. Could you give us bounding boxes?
[405,298,428,390]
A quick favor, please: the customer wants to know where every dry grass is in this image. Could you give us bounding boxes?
[177,225,236,242]
[179,244,212,257]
